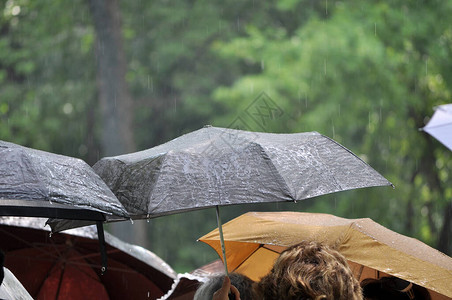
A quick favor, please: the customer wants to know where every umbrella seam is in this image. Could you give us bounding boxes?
[231,244,267,272]
[424,122,452,129]
[147,154,169,214]
[251,142,295,200]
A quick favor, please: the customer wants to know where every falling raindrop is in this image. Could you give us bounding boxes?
[374,23,377,36]
[261,59,265,70]
[147,76,154,91]
[425,58,428,75]
[130,219,134,225]
[148,291,150,298]
[49,232,52,237]
[331,119,335,138]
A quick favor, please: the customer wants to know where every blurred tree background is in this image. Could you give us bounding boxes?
[1,0,451,272]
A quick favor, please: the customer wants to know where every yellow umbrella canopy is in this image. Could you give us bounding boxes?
[199,211,452,300]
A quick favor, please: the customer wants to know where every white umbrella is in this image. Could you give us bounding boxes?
[0,268,33,300]
[422,103,452,151]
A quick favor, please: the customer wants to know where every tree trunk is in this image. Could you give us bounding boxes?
[89,0,134,156]
[89,0,148,249]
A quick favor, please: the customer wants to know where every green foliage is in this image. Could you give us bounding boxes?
[0,0,97,159]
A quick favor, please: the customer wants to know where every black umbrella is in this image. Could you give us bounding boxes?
[49,126,393,272]
[0,140,129,271]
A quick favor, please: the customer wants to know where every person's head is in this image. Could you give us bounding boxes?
[361,277,431,300]
[194,272,255,300]
[255,240,363,300]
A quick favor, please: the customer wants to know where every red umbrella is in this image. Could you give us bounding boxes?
[161,260,224,300]
[1,217,176,300]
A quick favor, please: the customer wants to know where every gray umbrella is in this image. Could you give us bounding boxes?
[0,140,128,220]
[50,126,393,271]
[92,126,392,217]
[0,140,130,271]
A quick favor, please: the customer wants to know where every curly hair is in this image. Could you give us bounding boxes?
[255,241,363,300]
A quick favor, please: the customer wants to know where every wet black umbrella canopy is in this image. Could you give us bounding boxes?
[92,126,393,218]
[0,140,128,220]
[0,140,130,272]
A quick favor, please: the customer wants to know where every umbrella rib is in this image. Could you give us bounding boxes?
[424,122,452,129]
[55,262,65,299]
[0,227,64,260]
[36,249,69,298]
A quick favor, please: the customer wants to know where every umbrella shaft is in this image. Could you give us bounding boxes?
[216,206,228,275]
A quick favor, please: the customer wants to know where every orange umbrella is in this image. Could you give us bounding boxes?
[199,211,452,300]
